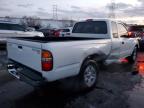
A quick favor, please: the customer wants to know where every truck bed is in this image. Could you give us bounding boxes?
[7,36,112,81]
[12,37,105,43]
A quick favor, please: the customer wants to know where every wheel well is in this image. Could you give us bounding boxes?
[78,54,101,76]
[82,54,99,63]
[80,54,102,70]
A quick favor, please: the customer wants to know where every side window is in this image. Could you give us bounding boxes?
[111,22,118,38]
[0,23,11,30]
[10,24,25,31]
[118,23,128,37]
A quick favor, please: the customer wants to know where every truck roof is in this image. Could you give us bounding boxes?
[80,18,121,23]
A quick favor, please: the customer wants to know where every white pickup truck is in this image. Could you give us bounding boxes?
[7,19,138,90]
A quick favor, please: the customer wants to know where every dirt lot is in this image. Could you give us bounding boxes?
[0,50,143,108]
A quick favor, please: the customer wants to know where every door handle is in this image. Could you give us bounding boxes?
[122,42,124,44]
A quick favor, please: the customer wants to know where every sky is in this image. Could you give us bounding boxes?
[0,0,144,23]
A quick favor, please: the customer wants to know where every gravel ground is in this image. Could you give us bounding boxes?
[0,50,142,108]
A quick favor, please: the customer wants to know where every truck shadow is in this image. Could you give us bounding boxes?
[14,83,85,108]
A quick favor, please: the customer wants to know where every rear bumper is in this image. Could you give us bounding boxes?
[7,60,47,87]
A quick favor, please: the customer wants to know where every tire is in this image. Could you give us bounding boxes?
[127,46,137,63]
[77,60,99,91]
[139,40,144,51]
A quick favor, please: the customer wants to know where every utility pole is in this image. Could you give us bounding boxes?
[108,0,116,19]
[53,5,58,20]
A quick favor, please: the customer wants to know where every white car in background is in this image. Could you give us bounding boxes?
[0,21,44,47]
[59,27,72,37]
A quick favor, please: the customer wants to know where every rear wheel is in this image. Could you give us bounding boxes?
[59,60,99,92]
[77,60,98,91]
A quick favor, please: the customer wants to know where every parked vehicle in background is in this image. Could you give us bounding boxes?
[38,28,61,37]
[59,27,72,37]
[37,28,51,37]
[7,19,138,91]
[53,29,61,37]
[0,21,44,47]
[26,27,35,31]
[128,25,144,50]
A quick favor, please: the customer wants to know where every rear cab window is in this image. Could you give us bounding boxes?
[72,21,107,34]
[0,23,11,30]
[0,23,25,31]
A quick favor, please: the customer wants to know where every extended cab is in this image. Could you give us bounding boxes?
[7,19,138,90]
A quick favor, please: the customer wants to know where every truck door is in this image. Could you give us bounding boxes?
[117,23,131,58]
[108,21,121,59]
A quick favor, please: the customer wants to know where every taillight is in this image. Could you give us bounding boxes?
[41,50,53,71]
[128,32,132,36]
[54,31,60,37]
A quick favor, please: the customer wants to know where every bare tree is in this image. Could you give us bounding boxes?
[4,16,12,22]
[20,16,42,29]
[70,20,75,27]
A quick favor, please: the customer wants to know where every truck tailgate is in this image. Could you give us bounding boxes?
[7,38,42,72]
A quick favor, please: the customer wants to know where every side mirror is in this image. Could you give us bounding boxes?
[121,33,130,38]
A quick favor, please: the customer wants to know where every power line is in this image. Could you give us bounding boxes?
[108,0,116,19]
[53,5,58,20]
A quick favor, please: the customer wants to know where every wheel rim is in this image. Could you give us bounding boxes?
[133,47,137,61]
[84,65,97,87]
